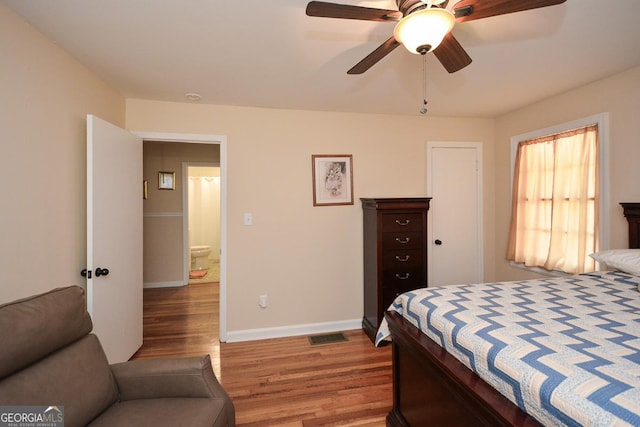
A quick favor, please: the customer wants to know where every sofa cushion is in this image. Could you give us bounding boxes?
[0,334,118,427]
[87,397,231,427]
[0,286,93,379]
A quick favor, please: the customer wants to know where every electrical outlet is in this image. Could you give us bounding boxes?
[258,294,268,308]
[243,213,253,226]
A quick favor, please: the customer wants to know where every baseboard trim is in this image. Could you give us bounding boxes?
[143,281,186,289]
[225,318,362,343]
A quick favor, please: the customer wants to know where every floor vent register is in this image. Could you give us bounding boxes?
[308,332,348,345]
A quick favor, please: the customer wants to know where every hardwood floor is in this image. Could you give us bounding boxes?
[132,282,393,426]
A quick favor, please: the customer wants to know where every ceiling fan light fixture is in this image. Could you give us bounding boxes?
[393,8,455,55]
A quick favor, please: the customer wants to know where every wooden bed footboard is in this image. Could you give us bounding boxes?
[384,311,540,427]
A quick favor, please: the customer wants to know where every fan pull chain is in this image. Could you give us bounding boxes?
[420,53,428,115]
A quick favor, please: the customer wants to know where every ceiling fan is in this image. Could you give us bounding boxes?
[306,0,567,74]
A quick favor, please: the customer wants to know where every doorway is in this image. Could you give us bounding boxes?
[185,164,221,284]
[136,131,228,341]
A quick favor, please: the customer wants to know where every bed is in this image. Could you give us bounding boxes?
[377,202,640,427]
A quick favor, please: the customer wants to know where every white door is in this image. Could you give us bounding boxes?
[86,115,143,363]
[427,143,483,286]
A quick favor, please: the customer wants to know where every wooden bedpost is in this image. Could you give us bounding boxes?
[620,202,640,249]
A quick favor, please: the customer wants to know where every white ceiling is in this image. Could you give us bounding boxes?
[4,0,640,117]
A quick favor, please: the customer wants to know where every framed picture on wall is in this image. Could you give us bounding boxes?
[312,154,354,206]
[158,171,175,190]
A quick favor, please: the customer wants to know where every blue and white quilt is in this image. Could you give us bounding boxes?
[376,271,640,427]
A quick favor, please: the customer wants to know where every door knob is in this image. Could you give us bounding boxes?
[434,239,443,245]
[95,268,110,277]
[80,268,109,278]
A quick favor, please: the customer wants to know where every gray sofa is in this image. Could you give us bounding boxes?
[0,286,235,427]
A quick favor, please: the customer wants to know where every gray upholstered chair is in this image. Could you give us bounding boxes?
[0,286,235,427]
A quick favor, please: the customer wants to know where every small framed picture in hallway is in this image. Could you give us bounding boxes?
[158,171,175,190]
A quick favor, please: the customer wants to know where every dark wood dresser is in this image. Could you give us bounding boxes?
[361,197,431,343]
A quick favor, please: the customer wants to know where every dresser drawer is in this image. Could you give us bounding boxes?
[382,267,424,289]
[382,249,423,269]
[381,288,404,311]
[381,213,423,232]
[381,279,425,308]
[382,231,423,250]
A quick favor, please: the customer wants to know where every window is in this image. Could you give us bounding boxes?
[507,115,608,275]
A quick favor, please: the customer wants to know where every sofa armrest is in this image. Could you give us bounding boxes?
[111,354,231,403]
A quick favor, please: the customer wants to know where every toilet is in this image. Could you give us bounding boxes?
[190,245,211,271]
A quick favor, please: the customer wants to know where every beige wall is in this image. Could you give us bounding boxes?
[494,66,640,281]
[143,142,220,285]
[126,100,496,333]
[5,0,636,339]
[0,4,125,303]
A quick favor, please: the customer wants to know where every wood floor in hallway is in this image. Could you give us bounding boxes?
[132,282,393,426]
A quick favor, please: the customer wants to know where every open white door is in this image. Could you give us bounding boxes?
[86,115,143,363]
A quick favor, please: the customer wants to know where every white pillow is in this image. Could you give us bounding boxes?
[589,249,640,276]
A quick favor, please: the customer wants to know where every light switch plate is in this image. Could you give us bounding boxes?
[243,213,253,226]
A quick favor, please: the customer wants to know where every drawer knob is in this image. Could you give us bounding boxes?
[395,255,410,262]
[395,273,411,280]
[395,219,411,226]
[395,237,411,244]
[435,239,443,245]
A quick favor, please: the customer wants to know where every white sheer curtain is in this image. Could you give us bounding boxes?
[188,176,221,260]
[507,125,598,274]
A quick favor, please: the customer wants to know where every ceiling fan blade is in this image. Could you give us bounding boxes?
[433,33,472,73]
[347,37,401,74]
[452,0,566,22]
[306,1,402,22]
